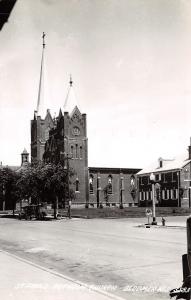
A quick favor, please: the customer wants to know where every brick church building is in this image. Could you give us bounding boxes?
[30,34,141,208]
[31,77,141,207]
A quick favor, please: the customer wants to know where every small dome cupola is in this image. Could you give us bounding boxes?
[21,148,29,165]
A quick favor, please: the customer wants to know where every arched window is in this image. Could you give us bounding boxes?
[80,146,83,159]
[71,145,74,158]
[108,175,113,194]
[75,178,79,192]
[75,144,78,159]
[89,175,94,194]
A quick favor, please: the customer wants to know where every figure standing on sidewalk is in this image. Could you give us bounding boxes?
[162,217,166,226]
[68,200,71,219]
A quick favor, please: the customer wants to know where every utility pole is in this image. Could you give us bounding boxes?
[2,184,5,211]
[177,171,181,207]
[97,174,101,208]
[66,153,71,218]
[120,175,124,209]
[150,173,157,225]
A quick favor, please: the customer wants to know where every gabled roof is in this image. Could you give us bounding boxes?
[70,105,82,119]
[45,109,53,123]
[137,152,191,175]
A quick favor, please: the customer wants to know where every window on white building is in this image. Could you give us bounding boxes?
[107,175,113,194]
[75,178,80,192]
[184,169,189,180]
[89,175,94,194]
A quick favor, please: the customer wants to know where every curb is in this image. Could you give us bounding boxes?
[137,224,186,229]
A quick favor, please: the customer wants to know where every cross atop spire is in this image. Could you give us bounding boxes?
[69,74,73,87]
[42,32,46,49]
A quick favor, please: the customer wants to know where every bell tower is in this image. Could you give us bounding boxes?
[63,78,88,204]
[43,77,89,205]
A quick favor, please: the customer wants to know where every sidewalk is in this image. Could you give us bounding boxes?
[0,250,123,300]
[138,222,186,228]
[135,215,188,228]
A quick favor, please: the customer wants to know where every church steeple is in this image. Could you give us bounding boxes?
[31,33,54,163]
[36,32,46,116]
[64,75,80,114]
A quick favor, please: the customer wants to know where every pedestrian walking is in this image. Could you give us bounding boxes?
[162,217,166,226]
[68,200,72,219]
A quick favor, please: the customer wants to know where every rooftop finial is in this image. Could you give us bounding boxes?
[69,74,73,87]
[42,32,46,49]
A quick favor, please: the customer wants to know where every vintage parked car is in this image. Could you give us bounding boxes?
[18,204,56,220]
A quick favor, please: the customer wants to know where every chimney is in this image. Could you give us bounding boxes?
[188,137,191,160]
[158,157,163,168]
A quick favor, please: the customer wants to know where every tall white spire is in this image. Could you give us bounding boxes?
[64,75,80,114]
[36,32,46,115]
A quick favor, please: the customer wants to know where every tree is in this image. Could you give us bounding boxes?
[0,167,19,215]
[16,161,75,219]
[16,162,45,205]
[42,161,75,218]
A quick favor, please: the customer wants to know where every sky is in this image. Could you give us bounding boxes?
[0,0,191,169]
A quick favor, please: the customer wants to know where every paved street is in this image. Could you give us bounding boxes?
[0,250,123,300]
[0,216,188,300]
